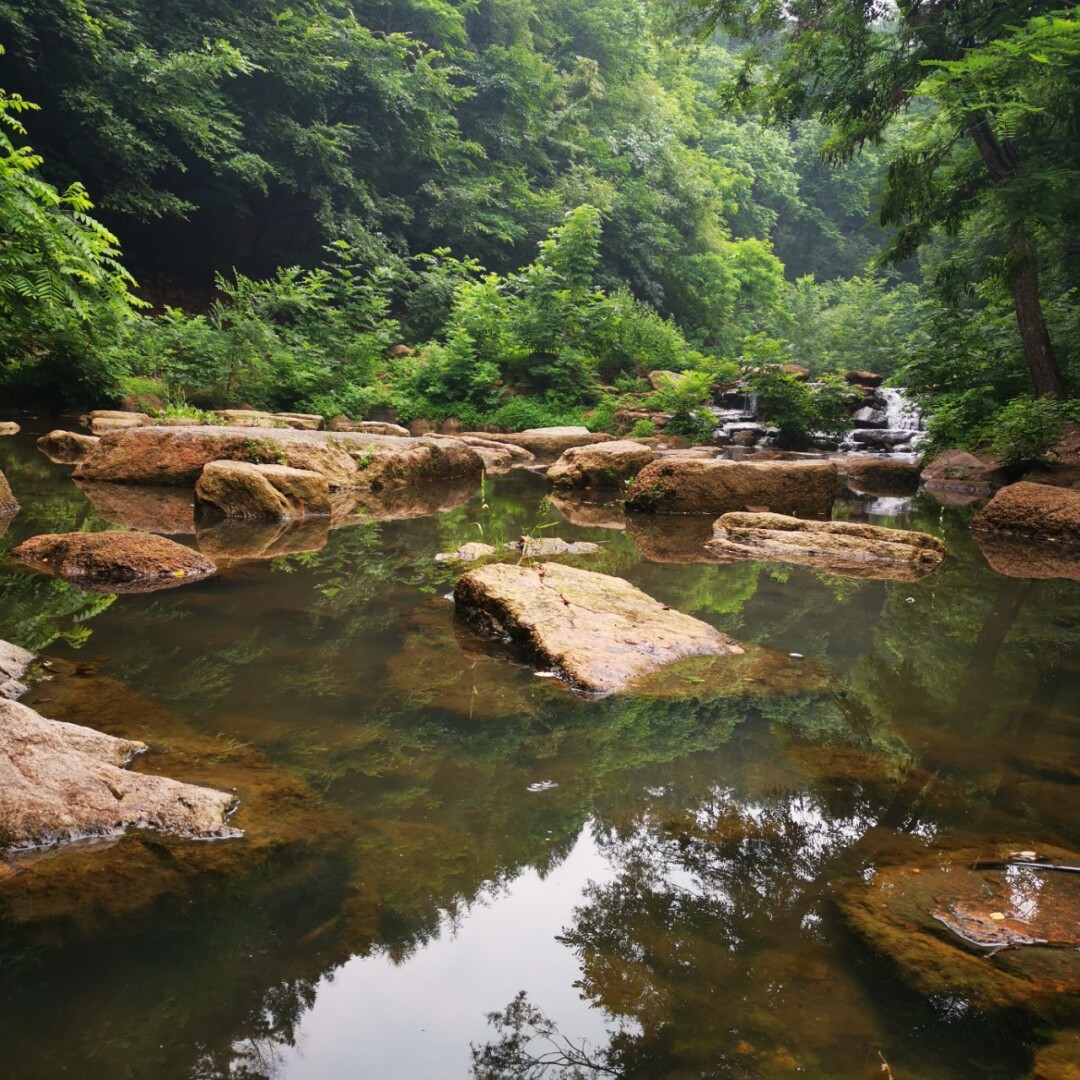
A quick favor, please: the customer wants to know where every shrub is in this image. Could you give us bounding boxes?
[983,396,1079,465]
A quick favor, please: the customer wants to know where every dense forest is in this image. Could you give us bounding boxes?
[1,0,1078,458]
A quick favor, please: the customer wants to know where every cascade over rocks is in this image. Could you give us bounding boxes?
[11,531,216,593]
[74,425,483,492]
[624,458,837,517]
[708,512,946,580]
[453,561,743,694]
[195,460,331,521]
[0,697,239,850]
[972,481,1080,545]
[37,429,100,464]
[547,440,655,489]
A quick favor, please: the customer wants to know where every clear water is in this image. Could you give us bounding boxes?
[1,422,1079,1079]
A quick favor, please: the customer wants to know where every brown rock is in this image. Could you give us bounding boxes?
[0,468,19,516]
[37,429,100,464]
[458,426,614,458]
[613,408,672,434]
[707,512,946,580]
[627,514,723,564]
[624,459,837,517]
[213,409,324,430]
[454,561,743,694]
[0,639,33,700]
[548,494,626,530]
[845,457,921,496]
[0,698,238,850]
[921,449,1008,491]
[0,421,20,435]
[973,532,1080,581]
[90,414,152,435]
[195,518,329,563]
[389,344,415,357]
[547,440,655,489]
[435,542,498,563]
[972,480,1080,545]
[75,482,195,535]
[11,531,216,593]
[328,416,410,436]
[195,460,330,521]
[843,370,884,388]
[438,434,534,464]
[74,425,482,493]
[778,363,810,381]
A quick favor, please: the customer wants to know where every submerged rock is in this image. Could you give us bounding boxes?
[454,561,743,693]
[0,468,19,516]
[37,429,100,464]
[624,458,837,517]
[547,440,655,489]
[459,426,613,458]
[11,531,216,593]
[0,698,239,850]
[707,512,946,580]
[0,639,33,700]
[435,541,498,563]
[74,425,483,492]
[195,459,331,521]
[506,536,602,557]
[972,481,1080,545]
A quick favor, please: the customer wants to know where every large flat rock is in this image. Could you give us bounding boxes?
[547,440,655,489]
[707,512,946,580]
[0,698,239,850]
[74,425,483,492]
[972,481,1080,544]
[453,561,743,694]
[624,458,837,516]
[459,426,613,458]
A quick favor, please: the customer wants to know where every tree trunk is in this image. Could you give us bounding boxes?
[968,117,1068,399]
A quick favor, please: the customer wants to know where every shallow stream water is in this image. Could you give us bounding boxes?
[1,423,1079,1079]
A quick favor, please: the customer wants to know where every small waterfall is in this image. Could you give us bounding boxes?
[881,388,922,432]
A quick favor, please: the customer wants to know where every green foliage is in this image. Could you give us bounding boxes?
[983,395,1078,465]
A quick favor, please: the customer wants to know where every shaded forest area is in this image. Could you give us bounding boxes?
[1,0,1078,458]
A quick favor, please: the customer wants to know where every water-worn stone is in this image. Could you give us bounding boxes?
[0,698,238,850]
[90,411,152,435]
[921,449,1009,491]
[448,434,534,462]
[11,531,216,593]
[547,440,655,489]
[195,459,331,521]
[505,537,602,557]
[435,542,498,563]
[328,417,410,436]
[972,481,1080,545]
[845,457,920,495]
[459,426,614,458]
[74,425,483,492]
[0,468,19,515]
[454,561,743,694]
[624,458,837,517]
[0,640,33,700]
[0,421,20,435]
[708,512,946,580]
[37,429,100,464]
[214,409,324,430]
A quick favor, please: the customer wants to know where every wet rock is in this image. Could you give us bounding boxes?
[0,468,19,515]
[624,458,837,517]
[0,421,20,435]
[973,532,1080,581]
[214,409,324,430]
[845,457,920,496]
[195,518,329,563]
[458,426,614,458]
[75,425,483,492]
[330,475,478,522]
[37,429,100,464]
[454,561,743,694]
[0,639,33,700]
[435,542,498,563]
[505,537,602,557]
[972,481,1080,545]
[838,842,1080,1015]
[627,514,722,564]
[11,531,216,593]
[0,698,238,851]
[707,512,946,580]
[921,449,1009,491]
[195,460,331,521]
[75,481,196,535]
[844,370,884,389]
[849,429,916,450]
[851,406,888,429]
[547,440,655,489]
[328,416,410,436]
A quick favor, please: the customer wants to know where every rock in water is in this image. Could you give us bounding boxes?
[37,429,100,464]
[846,457,920,496]
[624,459,837,517]
[547,440,655,489]
[0,698,239,850]
[11,531,216,593]
[454,562,743,694]
[707,513,946,580]
[0,468,19,516]
[195,459,331,520]
[0,639,33,700]
[972,481,1080,545]
[921,449,1008,491]
[458,426,614,458]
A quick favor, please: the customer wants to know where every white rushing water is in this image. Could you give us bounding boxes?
[881,387,922,432]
